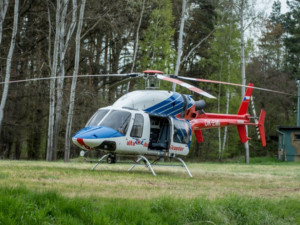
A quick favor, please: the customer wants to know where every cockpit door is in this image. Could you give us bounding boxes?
[124,112,150,154]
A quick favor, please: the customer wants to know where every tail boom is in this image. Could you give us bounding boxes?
[190,82,266,147]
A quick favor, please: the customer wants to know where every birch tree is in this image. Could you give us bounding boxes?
[131,0,145,73]
[46,0,62,161]
[0,0,19,134]
[127,0,145,92]
[53,0,77,160]
[240,0,251,164]
[65,0,86,162]
[236,0,258,163]
[172,0,187,92]
[0,0,8,46]
[47,0,77,161]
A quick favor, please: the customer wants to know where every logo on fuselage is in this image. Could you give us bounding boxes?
[170,145,184,151]
[127,139,148,148]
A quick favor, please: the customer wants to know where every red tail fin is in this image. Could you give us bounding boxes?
[237,83,254,115]
[258,109,266,147]
[236,110,266,146]
[194,130,203,143]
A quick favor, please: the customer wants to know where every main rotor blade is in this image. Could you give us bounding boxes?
[176,76,292,96]
[0,73,141,85]
[156,75,216,99]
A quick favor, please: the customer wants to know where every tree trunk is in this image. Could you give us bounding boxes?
[217,61,223,160]
[240,0,249,164]
[131,0,145,73]
[221,79,230,159]
[65,0,86,162]
[53,0,77,160]
[0,0,9,46]
[173,0,187,92]
[0,0,19,134]
[47,0,61,161]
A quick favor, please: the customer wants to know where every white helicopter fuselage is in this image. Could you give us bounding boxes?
[72,90,194,157]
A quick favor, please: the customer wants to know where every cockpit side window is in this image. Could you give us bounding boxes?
[100,110,131,135]
[130,114,144,138]
[86,109,109,126]
[173,119,190,144]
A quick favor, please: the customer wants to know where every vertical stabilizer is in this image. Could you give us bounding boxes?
[237,83,254,115]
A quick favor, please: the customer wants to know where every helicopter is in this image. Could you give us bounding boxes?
[72,70,266,177]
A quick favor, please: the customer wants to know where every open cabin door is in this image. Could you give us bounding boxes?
[148,115,171,151]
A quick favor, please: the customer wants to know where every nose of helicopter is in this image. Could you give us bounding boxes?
[72,126,124,150]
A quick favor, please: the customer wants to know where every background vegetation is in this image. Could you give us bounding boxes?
[0,0,298,161]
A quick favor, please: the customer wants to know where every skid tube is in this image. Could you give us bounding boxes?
[128,155,193,178]
[90,154,193,178]
[90,153,110,170]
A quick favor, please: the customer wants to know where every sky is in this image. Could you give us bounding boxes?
[247,0,289,41]
[256,0,288,15]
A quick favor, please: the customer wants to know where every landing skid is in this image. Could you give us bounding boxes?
[128,155,193,178]
[90,153,192,177]
[90,153,110,170]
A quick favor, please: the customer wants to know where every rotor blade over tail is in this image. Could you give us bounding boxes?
[156,75,216,99]
[176,75,292,96]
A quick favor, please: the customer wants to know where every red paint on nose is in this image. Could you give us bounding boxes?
[77,138,93,150]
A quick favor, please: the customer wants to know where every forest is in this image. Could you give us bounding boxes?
[0,0,298,162]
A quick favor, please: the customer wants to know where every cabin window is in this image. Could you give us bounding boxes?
[86,109,109,126]
[130,114,144,138]
[173,119,190,144]
[100,110,131,135]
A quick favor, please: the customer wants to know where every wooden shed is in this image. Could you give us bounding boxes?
[277,126,300,161]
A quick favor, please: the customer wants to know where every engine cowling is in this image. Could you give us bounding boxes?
[195,100,206,111]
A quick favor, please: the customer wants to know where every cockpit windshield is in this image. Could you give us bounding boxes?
[99,110,131,135]
[86,109,109,126]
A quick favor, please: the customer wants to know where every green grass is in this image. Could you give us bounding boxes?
[0,159,300,224]
[0,187,299,225]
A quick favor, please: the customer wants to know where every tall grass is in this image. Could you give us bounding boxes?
[0,187,299,225]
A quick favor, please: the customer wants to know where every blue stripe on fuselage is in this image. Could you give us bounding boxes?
[144,92,195,116]
[145,93,183,115]
[145,93,182,111]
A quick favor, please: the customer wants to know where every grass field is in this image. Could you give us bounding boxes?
[0,158,300,224]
